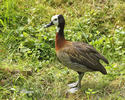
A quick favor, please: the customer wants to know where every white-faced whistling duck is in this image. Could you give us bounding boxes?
[45,15,109,93]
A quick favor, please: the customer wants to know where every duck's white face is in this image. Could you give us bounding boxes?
[51,15,59,26]
[44,14,65,29]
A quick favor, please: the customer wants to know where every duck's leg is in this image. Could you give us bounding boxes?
[68,72,84,88]
[77,72,84,88]
[68,72,84,93]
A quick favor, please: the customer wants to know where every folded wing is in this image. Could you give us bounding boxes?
[63,42,108,74]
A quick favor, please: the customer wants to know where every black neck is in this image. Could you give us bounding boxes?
[57,24,64,37]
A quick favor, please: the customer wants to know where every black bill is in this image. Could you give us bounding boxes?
[44,22,54,28]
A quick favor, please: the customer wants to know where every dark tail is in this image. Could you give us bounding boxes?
[99,63,107,75]
[98,54,109,64]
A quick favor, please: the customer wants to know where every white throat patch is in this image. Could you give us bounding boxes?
[57,27,60,32]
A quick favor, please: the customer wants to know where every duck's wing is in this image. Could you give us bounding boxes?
[63,42,108,74]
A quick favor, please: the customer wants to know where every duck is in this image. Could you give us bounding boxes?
[44,15,109,93]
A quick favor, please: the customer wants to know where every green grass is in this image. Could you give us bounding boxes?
[0,0,125,100]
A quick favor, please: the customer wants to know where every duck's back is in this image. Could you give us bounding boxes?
[56,41,108,74]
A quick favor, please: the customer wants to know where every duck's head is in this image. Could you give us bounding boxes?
[44,15,65,28]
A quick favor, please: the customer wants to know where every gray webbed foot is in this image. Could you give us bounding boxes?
[67,87,79,93]
[67,72,84,93]
[68,81,78,88]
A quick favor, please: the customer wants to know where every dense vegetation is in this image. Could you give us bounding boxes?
[0,0,125,99]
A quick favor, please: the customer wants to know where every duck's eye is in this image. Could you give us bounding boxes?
[54,19,57,21]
